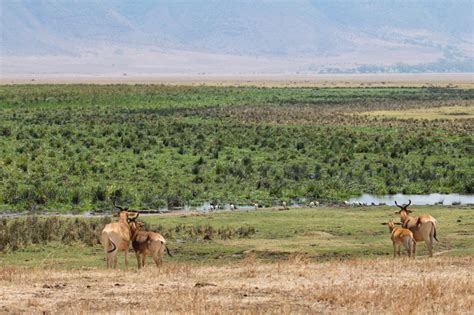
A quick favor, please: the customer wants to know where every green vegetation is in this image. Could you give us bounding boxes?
[0,85,473,211]
[1,205,472,268]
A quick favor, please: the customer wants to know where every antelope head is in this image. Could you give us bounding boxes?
[394,199,413,214]
[127,211,139,222]
[381,219,401,231]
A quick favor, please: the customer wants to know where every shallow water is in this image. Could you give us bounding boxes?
[347,193,474,206]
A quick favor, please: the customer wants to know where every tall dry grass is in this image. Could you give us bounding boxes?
[0,256,472,314]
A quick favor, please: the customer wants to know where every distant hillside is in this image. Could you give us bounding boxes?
[1,0,473,74]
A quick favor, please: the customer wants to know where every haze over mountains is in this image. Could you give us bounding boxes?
[1,0,473,75]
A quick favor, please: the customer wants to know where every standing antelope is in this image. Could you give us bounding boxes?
[394,200,438,257]
[128,216,172,269]
[100,202,138,269]
[381,219,416,258]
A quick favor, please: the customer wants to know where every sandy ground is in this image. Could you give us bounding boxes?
[1,73,473,87]
[0,255,472,314]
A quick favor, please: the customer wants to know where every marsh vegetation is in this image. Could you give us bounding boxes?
[0,85,473,212]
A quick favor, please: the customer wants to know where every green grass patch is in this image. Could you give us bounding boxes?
[1,205,472,269]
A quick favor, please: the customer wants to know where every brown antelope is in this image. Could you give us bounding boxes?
[381,219,416,258]
[100,202,138,269]
[128,216,172,269]
[394,200,438,257]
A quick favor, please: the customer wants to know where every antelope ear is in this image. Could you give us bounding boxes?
[381,222,388,225]
[394,222,402,225]
[394,211,400,214]
[406,209,413,213]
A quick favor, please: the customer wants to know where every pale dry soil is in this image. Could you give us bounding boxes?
[0,256,472,314]
[2,73,473,87]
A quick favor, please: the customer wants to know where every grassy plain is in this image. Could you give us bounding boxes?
[0,85,473,211]
[1,205,473,268]
[1,205,473,313]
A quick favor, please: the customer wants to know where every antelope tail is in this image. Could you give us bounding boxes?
[433,225,439,242]
[107,236,117,253]
[165,245,173,257]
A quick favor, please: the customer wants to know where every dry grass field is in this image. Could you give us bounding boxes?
[1,255,472,314]
[361,104,474,120]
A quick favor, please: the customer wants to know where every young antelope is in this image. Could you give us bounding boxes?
[381,219,416,258]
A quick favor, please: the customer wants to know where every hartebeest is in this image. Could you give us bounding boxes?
[381,219,416,258]
[100,202,138,269]
[128,216,172,269]
[394,200,438,257]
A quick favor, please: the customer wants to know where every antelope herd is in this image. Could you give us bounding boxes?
[101,199,438,269]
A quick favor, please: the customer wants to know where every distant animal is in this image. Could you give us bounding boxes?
[309,201,319,207]
[282,201,288,210]
[254,203,258,210]
[128,215,172,269]
[230,203,236,211]
[394,200,438,257]
[381,219,416,258]
[100,202,138,269]
[343,201,350,206]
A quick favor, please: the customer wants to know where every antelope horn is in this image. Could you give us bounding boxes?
[128,211,139,220]
[113,199,124,210]
[394,200,403,209]
[406,199,412,207]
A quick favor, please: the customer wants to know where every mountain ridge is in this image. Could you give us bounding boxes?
[1,0,473,74]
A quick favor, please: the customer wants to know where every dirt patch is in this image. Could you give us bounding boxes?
[303,231,335,238]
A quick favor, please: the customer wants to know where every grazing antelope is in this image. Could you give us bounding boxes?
[128,215,172,269]
[100,202,138,269]
[394,200,438,257]
[282,201,288,210]
[381,219,416,258]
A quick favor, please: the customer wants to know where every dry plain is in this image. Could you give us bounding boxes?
[0,256,472,314]
[2,73,473,87]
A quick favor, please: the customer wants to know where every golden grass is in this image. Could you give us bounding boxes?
[361,104,474,120]
[1,256,472,314]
